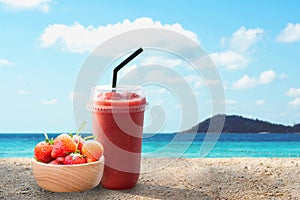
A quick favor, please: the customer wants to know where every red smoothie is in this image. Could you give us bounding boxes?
[90,86,147,190]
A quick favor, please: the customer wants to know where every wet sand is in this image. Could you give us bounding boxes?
[1,158,300,199]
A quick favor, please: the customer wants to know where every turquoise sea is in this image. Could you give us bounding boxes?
[1,133,300,158]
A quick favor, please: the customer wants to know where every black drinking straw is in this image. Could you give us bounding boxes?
[112,47,143,90]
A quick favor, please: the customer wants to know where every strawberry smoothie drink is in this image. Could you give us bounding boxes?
[89,85,147,190]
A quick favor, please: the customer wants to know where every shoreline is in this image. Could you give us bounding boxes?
[1,158,300,199]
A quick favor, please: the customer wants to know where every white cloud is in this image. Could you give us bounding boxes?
[277,23,300,43]
[279,73,288,80]
[232,70,277,89]
[211,26,263,70]
[258,70,277,84]
[289,98,300,107]
[0,58,13,66]
[41,98,58,105]
[0,0,51,12]
[286,87,300,96]
[38,17,200,53]
[256,99,266,106]
[17,90,30,95]
[287,87,300,108]
[210,50,249,70]
[232,75,257,89]
[229,26,264,52]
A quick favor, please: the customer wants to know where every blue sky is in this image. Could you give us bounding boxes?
[1,0,300,133]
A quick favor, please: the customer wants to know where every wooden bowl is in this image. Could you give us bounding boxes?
[31,156,104,192]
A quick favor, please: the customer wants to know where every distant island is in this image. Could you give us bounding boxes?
[183,114,300,133]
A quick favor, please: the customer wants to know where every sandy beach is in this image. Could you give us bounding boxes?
[1,158,300,200]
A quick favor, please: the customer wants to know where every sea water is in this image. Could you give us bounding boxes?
[1,133,300,158]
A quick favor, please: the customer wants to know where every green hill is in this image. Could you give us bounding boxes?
[184,114,300,133]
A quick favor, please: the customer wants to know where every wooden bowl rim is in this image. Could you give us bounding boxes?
[31,155,104,167]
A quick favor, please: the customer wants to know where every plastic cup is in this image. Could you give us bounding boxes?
[87,85,147,190]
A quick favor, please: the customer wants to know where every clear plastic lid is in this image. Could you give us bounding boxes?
[86,85,147,113]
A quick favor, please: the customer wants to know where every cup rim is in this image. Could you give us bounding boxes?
[87,84,148,113]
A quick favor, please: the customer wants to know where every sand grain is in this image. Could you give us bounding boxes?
[1,158,300,199]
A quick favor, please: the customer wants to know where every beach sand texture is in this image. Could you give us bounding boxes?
[1,158,300,200]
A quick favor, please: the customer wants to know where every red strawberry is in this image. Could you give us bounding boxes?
[34,141,53,163]
[73,135,84,153]
[49,157,64,165]
[81,140,104,163]
[49,160,60,165]
[63,153,87,165]
[56,156,65,163]
[34,132,54,163]
[51,133,77,158]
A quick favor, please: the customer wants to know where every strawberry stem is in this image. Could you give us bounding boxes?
[43,132,54,144]
[75,121,86,136]
[75,136,80,152]
[75,150,80,154]
[43,131,49,141]
[83,135,96,141]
